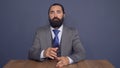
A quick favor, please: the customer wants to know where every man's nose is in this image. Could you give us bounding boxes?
[54,13,57,17]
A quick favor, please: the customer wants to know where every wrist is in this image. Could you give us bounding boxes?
[67,56,74,64]
[65,57,69,65]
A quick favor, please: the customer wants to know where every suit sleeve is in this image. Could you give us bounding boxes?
[28,30,45,61]
[69,29,86,63]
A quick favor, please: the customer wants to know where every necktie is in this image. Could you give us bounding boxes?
[53,29,60,48]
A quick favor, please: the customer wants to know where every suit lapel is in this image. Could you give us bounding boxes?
[45,26,52,47]
[61,25,68,56]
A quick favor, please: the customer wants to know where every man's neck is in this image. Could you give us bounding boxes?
[50,25,63,30]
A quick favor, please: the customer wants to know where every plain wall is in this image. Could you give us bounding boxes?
[0,0,120,68]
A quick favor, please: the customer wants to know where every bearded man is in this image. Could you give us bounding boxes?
[28,3,85,68]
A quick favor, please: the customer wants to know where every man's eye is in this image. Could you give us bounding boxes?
[50,11,54,14]
[57,11,61,14]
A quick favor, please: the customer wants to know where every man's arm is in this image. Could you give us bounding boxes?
[69,29,86,63]
[55,28,86,67]
[28,30,45,61]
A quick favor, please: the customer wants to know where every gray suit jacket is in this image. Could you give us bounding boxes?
[28,25,85,63]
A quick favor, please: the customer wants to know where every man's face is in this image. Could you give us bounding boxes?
[49,5,64,28]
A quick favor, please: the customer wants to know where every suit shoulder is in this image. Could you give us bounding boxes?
[36,25,49,32]
[65,25,78,31]
[65,26,80,36]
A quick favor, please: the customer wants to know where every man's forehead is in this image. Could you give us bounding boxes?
[50,5,62,11]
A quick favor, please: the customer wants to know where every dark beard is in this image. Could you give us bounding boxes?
[49,17,64,28]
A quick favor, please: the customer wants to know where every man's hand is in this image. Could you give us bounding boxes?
[44,47,58,59]
[56,57,69,68]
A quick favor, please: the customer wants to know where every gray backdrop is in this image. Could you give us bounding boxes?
[0,0,120,68]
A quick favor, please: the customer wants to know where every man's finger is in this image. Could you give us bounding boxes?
[56,57,61,61]
[56,61,64,68]
[51,47,58,52]
[50,51,57,57]
[48,55,54,59]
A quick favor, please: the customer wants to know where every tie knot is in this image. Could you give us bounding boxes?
[53,29,60,35]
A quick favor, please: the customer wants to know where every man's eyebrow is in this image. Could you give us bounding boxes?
[50,11,54,12]
[57,10,61,11]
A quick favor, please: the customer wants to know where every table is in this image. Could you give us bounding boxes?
[3,60,115,68]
